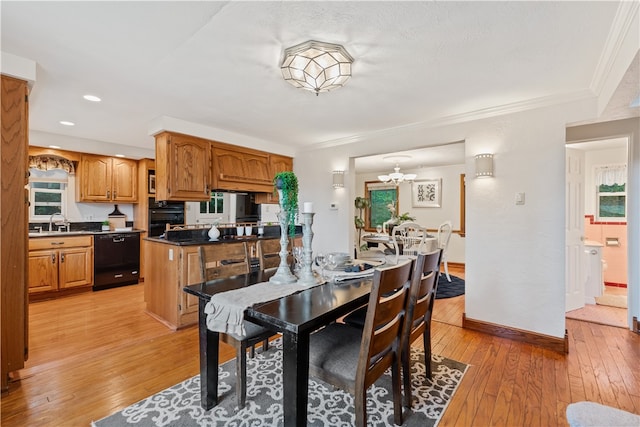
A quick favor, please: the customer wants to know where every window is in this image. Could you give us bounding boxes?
[29,169,68,220]
[597,183,626,220]
[365,181,398,230]
[595,165,626,222]
[200,192,225,215]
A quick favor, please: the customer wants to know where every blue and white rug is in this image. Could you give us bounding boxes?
[93,339,467,427]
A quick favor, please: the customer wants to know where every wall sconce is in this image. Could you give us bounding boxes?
[475,153,494,178]
[332,170,345,188]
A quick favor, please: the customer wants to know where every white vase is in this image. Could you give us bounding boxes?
[208,224,220,240]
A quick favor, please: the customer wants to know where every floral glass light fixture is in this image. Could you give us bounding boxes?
[378,155,417,186]
[281,40,354,95]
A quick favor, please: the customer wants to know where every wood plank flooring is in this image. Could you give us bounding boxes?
[1,266,638,426]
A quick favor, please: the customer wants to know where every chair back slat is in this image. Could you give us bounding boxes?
[199,242,250,282]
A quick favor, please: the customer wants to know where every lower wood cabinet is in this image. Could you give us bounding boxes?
[144,241,201,329]
[28,236,93,297]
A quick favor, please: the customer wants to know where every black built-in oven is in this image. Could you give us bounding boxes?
[148,198,185,237]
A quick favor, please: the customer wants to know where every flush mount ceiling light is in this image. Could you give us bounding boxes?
[378,155,417,186]
[280,40,354,96]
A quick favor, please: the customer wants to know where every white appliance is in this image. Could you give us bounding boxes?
[583,241,604,304]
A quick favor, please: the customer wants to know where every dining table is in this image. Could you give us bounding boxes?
[183,268,374,427]
[362,232,438,252]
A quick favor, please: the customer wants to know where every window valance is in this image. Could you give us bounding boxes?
[595,165,626,186]
[28,155,76,175]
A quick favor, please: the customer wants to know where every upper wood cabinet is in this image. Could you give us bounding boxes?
[254,154,294,204]
[211,146,272,192]
[155,132,211,201]
[76,154,137,203]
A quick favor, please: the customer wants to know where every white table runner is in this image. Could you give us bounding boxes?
[205,279,322,337]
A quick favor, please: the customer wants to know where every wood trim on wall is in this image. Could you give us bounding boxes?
[462,313,569,354]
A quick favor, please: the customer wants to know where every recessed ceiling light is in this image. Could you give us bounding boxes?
[115,154,125,158]
[59,121,75,126]
[49,145,61,149]
[83,94,101,102]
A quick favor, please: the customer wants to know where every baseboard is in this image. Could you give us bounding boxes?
[633,317,639,334]
[446,261,465,270]
[462,313,569,354]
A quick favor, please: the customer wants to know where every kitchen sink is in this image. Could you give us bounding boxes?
[28,231,92,237]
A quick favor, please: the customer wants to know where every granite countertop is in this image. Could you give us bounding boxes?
[144,234,287,246]
[29,229,144,238]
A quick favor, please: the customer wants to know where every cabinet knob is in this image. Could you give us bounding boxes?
[51,253,56,264]
[60,253,65,263]
[106,190,111,198]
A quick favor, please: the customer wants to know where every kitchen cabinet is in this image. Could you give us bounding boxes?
[212,146,272,193]
[76,154,138,202]
[132,158,155,280]
[254,154,294,204]
[1,75,29,390]
[154,132,211,201]
[28,235,93,298]
[144,241,200,329]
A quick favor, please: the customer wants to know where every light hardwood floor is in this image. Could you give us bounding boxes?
[1,266,639,426]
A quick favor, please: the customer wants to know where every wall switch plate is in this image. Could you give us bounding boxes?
[169,249,174,261]
[515,192,525,205]
[330,203,338,210]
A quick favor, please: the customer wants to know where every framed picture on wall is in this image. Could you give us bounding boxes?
[149,174,156,194]
[412,179,441,208]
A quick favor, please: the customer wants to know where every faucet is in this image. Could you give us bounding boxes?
[49,212,68,232]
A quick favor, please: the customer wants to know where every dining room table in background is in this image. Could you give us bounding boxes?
[184,268,375,427]
[362,232,438,253]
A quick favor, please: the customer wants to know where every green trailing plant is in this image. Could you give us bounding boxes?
[354,196,371,251]
[273,171,299,237]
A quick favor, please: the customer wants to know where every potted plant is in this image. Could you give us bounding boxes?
[101,220,110,231]
[354,196,371,251]
[273,171,298,237]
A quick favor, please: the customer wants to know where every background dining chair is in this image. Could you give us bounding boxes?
[437,220,453,282]
[401,249,442,408]
[198,242,275,409]
[256,238,294,270]
[389,222,428,265]
[308,260,413,427]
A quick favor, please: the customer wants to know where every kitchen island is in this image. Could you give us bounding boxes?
[144,228,300,330]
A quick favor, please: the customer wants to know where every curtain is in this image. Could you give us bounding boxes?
[28,155,76,174]
[595,165,626,186]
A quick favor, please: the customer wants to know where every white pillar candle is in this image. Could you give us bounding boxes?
[303,202,314,213]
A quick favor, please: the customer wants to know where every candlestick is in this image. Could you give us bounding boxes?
[297,212,317,286]
[269,190,297,284]
[303,201,314,213]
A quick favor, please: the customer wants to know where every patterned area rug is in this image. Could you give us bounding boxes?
[436,274,465,299]
[93,339,468,427]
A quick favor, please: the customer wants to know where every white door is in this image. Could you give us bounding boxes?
[566,148,585,312]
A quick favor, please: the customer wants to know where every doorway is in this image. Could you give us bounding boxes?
[565,137,629,328]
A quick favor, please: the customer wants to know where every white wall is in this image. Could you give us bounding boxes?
[355,163,465,264]
[294,98,596,339]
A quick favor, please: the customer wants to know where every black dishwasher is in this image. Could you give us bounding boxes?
[94,233,140,291]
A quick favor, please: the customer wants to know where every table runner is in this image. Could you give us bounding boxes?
[204,279,323,337]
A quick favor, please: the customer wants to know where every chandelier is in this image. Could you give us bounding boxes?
[280,40,354,95]
[378,164,417,186]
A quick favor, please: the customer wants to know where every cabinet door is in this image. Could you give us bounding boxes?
[112,158,138,202]
[78,154,112,201]
[213,147,271,192]
[156,133,210,201]
[28,249,58,293]
[270,154,293,177]
[58,247,93,289]
[180,247,202,317]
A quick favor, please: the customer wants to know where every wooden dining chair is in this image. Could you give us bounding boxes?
[389,222,428,265]
[256,238,292,270]
[308,260,413,426]
[198,242,275,409]
[401,249,442,408]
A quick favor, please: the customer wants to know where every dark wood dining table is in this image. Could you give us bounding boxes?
[183,268,374,427]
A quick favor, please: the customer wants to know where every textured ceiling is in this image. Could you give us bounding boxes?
[1,1,638,168]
